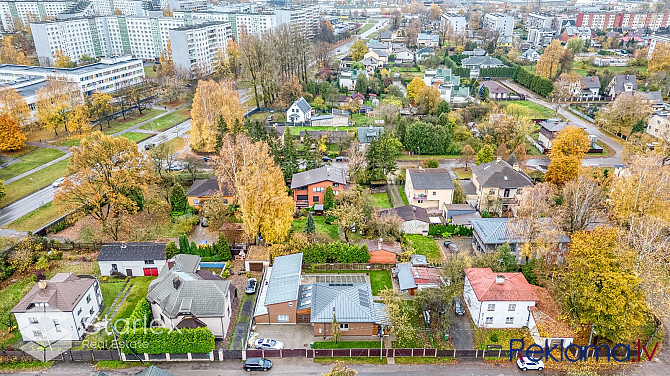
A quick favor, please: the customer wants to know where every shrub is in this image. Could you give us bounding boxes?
[173,214,199,234]
[428,224,473,236]
[127,299,152,329]
[120,327,215,354]
[490,333,499,343]
[165,241,178,259]
[302,242,370,263]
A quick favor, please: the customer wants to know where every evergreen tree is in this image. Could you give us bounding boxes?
[631,119,646,134]
[476,145,495,165]
[216,234,232,261]
[324,186,335,210]
[280,132,299,182]
[305,212,316,234]
[435,100,450,117]
[166,241,179,259]
[178,234,190,252]
[497,243,518,272]
[215,116,228,153]
[355,74,369,94]
[170,183,188,213]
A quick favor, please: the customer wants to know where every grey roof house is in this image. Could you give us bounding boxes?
[606,74,638,97]
[471,156,533,214]
[357,126,384,145]
[471,218,569,260]
[405,168,455,211]
[98,242,167,277]
[287,97,312,124]
[579,76,600,97]
[146,254,233,338]
[380,205,430,235]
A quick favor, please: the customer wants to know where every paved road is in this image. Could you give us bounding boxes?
[0,120,192,229]
[331,18,389,59]
[387,184,404,208]
[449,313,475,350]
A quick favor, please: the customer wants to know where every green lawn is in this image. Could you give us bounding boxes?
[121,132,150,142]
[396,155,460,161]
[286,126,357,136]
[371,193,392,209]
[452,167,472,180]
[138,107,191,131]
[99,281,126,317]
[0,159,69,209]
[57,138,81,147]
[573,64,647,77]
[113,277,154,321]
[399,186,409,206]
[368,270,392,295]
[314,341,380,349]
[406,234,442,263]
[103,108,166,135]
[474,327,533,350]
[7,203,64,232]
[350,113,374,126]
[144,65,157,78]
[0,148,65,181]
[357,23,374,35]
[291,215,340,240]
[501,100,557,119]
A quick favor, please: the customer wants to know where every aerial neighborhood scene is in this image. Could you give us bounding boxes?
[0,0,669,374]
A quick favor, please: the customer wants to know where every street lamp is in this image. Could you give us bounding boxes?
[29,177,39,192]
[417,146,420,167]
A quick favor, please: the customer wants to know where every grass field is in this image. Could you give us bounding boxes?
[396,154,460,161]
[368,270,392,295]
[286,126,357,136]
[573,64,647,77]
[371,193,392,209]
[144,66,157,78]
[99,281,126,317]
[474,327,533,350]
[113,277,154,321]
[500,100,557,119]
[453,167,472,180]
[0,158,69,209]
[103,108,166,135]
[291,215,340,240]
[406,234,442,263]
[313,341,380,349]
[6,202,64,232]
[138,107,191,131]
[0,148,65,181]
[121,132,150,142]
[356,23,374,35]
[399,186,409,205]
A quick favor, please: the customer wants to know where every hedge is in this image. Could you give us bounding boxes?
[127,299,152,329]
[480,67,517,78]
[514,67,553,97]
[302,242,370,263]
[120,327,215,354]
[444,55,471,77]
[428,224,474,236]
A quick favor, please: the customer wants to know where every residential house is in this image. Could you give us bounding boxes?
[444,204,480,227]
[471,156,534,213]
[340,56,353,70]
[359,239,402,264]
[417,32,440,48]
[12,273,103,342]
[290,166,347,208]
[404,168,455,212]
[520,48,540,62]
[480,80,514,100]
[424,67,471,104]
[463,268,538,328]
[606,74,638,97]
[593,56,629,67]
[396,262,442,295]
[560,26,592,41]
[379,30,393,42]
[647,113,670,141]
[579,76,601,98]
[394,48,414,63]
[527,286,574,347]
[470,217,569,257]
[538,119,583,149]
[357,126,384,147]
[360,57,380,74]
[642,91,667,111]
[363,49,388,66]
[98,242,167,277]
[461,56,506,77]
[146,254,233,338]
[287,97,312,124]
[462,48,487,56]
[186,177,233,210]
[379,205,430,235]
[527,28,557,47]
[441,13,467,34]
[414,47,435,62]
[368,42,392,54]
[339,69,367,91]
[350,92,366,104]
[253,253,303,325]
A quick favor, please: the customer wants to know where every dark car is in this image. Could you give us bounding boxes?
[245,278,258,294]
[454,296,465,316]
[243,358,272,371]
[144,143,156,150]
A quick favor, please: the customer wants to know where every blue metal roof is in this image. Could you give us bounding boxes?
[265,253,303,305]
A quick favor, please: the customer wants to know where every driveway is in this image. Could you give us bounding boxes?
[438,237,474,258]
[449,311,474,350]
[251,324,315,349]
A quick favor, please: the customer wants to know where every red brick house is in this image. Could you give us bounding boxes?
[290,166,347,208]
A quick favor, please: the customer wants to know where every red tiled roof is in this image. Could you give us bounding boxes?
[465,268,538,302]
[412,267,441,285]
[369,250,397,264]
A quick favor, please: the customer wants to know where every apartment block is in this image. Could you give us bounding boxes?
[441,13,467,34]
[0,0,73,31]
[483,13,514,36]
[169,21,230,76]
[576,11,670,31]
[525,12,561,31]
[648,33,670,58]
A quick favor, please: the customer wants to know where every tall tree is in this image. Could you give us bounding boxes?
[545,126,591,187]
[36,78,83,136]
[350,39,369,61]
[0,87,31,127]
[476,144,495,165]
[54,132,154,240]
[53,50,75,68]
[324,185,335,210]
[331,186,369,243]
[406,77,426,102]
[0,36,30,65]
[191,80,244,152]
[0,114,27,151]
[649,42,670,74]
[595,93,653,135]
[536,40,566,79]
[559,172,604,233]
[460,144,476,168]
[305,212,316,234]
[366,134,402,181]
[88,92,114,131]
[415,86,441,115]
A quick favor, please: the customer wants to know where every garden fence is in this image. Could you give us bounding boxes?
[302,263,396,271]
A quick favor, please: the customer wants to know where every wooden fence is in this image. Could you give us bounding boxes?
[302,263,396,271]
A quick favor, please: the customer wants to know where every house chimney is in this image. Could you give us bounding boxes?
[495,275,505,284]
[496,155,502,162]
[120,243,127,249]
[38,280,47,290]
[173,276,181,289]
[513,163,520,171]
[377,237,382,251]
[591,76,595,82]
[326,167,331,176]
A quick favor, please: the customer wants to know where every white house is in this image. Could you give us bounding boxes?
[287,97,312,124]
[12,273,103,342]
[647,114,670,141]
[146,254,233,338]
[339,69,367,91]
[364,49,389,65]
[463,268,538,328]
[379,205,430,235]
[405,168,455,212]
[394,48,414,63]
[520,48,540,62]
[98,242,167,277]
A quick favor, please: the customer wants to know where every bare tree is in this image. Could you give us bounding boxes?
[558,173,605,233]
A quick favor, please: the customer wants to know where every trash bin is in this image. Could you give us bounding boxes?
[310,342,315,349]
[444,334,449,341]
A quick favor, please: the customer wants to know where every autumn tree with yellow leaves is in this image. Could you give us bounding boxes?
[595,92,652,135]
[53,50,75,68]
[214,134,294,244]
[0,36,30,65]
[190,79,244,152]
[54,132,154,240]
[0,114,27,151]
[406,77,426,103]
[36,78,84,136]
[648,42,670,74]
[536,40,571,79]
[0,86,31,127]
[545,126,590,187]
[350,38,369,61]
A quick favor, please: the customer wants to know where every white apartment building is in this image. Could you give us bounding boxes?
[0,0,72,31]
[482,13,514,36]
[576,11,670,31]
[648,34,670,59]
[441,13,467,34]
[647,114,670,142]
[169,21,230,76]
[525,12,561,31]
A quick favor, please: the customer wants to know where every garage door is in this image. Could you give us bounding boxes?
[143,268,158,276]
[248,261,264,272]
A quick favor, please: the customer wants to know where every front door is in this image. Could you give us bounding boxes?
[111,264,118,271]
[126,269,133,277]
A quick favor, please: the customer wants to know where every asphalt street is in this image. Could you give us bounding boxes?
[331,18,389,59]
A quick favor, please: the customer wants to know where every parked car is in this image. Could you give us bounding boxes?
[517,357,544,371]
[200,217,209,227]
[245,278,258,294]
[254,338,284,350]
[453,297,465,316]
[267,115,273,122]
[243,358,272,371]
[144,143,156,150]
[201,156,210,162]
[51,177,65,188]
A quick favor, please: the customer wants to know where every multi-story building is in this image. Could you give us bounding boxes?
[527,28,556,47]
[647,114,670,141]
[525,12,561,31]
[441,12,467,34]
[576,11,670,31]
[648,33,670,58]
[0,0,73,31]
[169,21,230,76]
[483,13,514,36]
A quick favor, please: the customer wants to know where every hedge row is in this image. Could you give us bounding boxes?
[302,242,370,263]
[443,55,471,77]
[515,67,554,97]
[428,224,474,236]
[127,299,152,328]
[120,327,215,354]
[480,67,517,78]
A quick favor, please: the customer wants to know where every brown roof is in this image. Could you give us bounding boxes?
[465,268,538,302]
[186,178,232,198]
[11,273,96,313]
[247,245,270,261]
[358,239,403,254]
[369,250,397,264]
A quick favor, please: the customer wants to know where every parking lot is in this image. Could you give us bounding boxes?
[438,236,474,258]
[250,324,314,349]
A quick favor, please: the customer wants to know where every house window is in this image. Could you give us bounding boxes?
[339,323,349,330]
[504,189,510,198]
[417,200,423,204]
[78,308,83,316]
[508,304,516,311]
[313,187,324,193]
[334,191,339,196]
[433,191,437,195]
[223,198,229,205]
[485,317,493,325]
[489,189,496,195]
[288,302,293,307]
[277,315,289,322]
[90,307,94,315]
[506,317,514,325]
[193,198,199,205]
[333,183,339,187]
[487,304,495,311]
[33,330,43,340]
[86,294,91,303]
[54,319,62,332]
[145,260,154,264]
[29,317,38,324]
